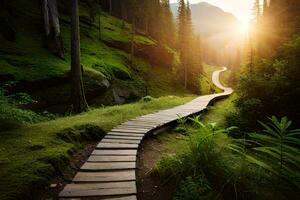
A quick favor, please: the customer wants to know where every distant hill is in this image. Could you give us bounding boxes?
[171,2,238,36]
[171,2,240,49]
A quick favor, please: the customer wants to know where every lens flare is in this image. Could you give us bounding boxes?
[239,20,250,34]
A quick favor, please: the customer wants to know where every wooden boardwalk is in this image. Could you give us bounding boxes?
[59,67,233,200]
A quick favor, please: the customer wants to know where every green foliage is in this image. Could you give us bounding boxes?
[249,116,300,187]
[0,89,47,126]
[141,96,155,102]
[232,31,300,129]
[0,95,194,200]
[175,176,212,200]
[153,116,235,190]
[154,115,300,199]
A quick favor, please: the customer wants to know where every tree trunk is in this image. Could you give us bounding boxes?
[130,15,135,68]
[109,0,112,14]
[41,0,64,58]
[70,0,88,113]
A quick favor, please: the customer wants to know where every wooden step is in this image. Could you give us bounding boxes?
[107,132,145,137]
[101,139,141,144]
[81,162,136,171]
[104,135,143,140]
[88,155,136,162]
[59,181,136,197]
[97,143,138,149]
[92,150,137,156]
[111,129,148,134]
[73,170,136,182]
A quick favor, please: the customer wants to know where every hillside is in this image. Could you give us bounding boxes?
[171,2,240,50]
[0,0,187,114]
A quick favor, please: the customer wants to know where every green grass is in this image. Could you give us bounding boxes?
[0,0,156,82]
[199,64,223,94]
[202,95,237,126]
[0,95,194,200]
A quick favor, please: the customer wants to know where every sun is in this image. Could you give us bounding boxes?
[239,20,250,34]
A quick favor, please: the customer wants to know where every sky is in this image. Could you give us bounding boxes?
[170,0,254,23]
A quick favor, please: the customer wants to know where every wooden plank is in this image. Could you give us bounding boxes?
[104,135,143,140]
[59,181,136,197]
[97,143,139,149]
[73,170,136,182]
[128,120,161,124]
[107,132,145,137]
[115,126,151,131]
[92,150,137,156]
[119,124,155,128]
[103,195,137,200]
[88,155,136,162]
[81,162,136,171]
[111,129,148,134]
[101,139,141,144]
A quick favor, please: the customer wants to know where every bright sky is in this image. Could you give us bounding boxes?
[170,0,254,23]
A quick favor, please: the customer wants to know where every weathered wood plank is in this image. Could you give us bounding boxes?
[59,181,136,197]
[104,135,143,140]
[101,139,141,144]
[73,170,136,182]
[92,150,137,156]
[81,162,136,171]
[111,129,148,133]
[97,143,139,149]
[114,126,151,131]
[119,124,155,128]
[107,132,145,137]
[88,155,136,162]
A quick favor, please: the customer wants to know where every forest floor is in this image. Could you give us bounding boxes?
[136,96,235,200]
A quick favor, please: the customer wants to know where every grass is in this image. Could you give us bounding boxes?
[199,64,223,94]
[202,95,237,126]
[0,95,194,200]
[0,0,156,82]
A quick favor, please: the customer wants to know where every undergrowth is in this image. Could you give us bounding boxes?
[153,115,300,199]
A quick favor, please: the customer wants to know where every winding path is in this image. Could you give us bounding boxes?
[59,67,233,200]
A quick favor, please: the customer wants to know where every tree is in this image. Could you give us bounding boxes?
[184,1,193,89]
[177,0,187,87]
[161,0,176,47]
[109,0,112,14]
[41,0,64,58]
[70,0,88,113]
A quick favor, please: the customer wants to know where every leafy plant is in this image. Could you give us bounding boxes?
[175,176,212,200]
[229,116,300,188]
[250,117,300,184]
[175,115,188,133]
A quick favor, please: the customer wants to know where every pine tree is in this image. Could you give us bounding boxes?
[177,0,186,49]
[177,0,187,87]
[184,0,193,89]
[161,0,176,47]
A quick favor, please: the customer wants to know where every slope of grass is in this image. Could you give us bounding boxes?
[0,95,194,200]
[0,0,156,82]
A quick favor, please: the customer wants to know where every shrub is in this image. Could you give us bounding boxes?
[0,89,47,129]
